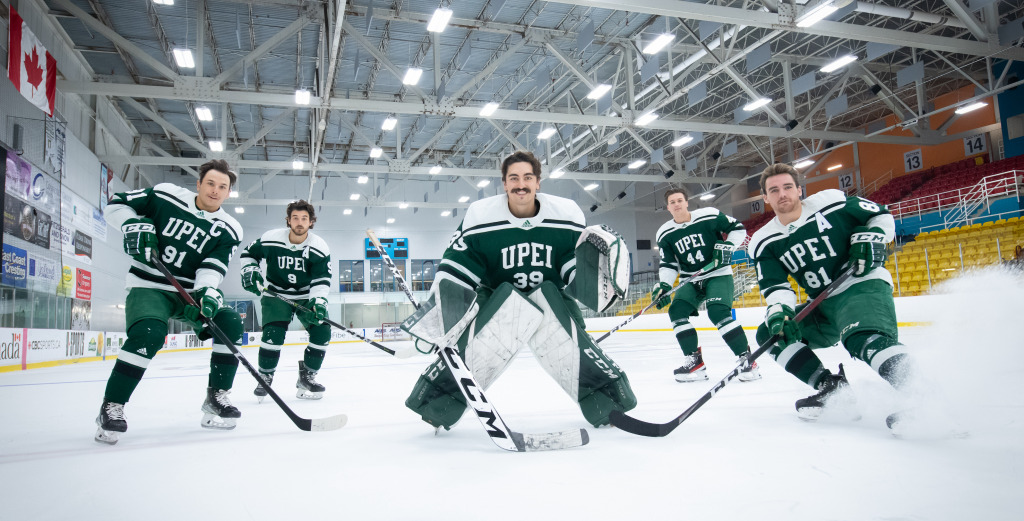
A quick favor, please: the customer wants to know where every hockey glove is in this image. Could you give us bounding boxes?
[702,241,734,272]
[184,287,224,323]
[309,297,329,325]
[766,303,801,344]
[651,282,674,310]
[121,217,158,265]
[849,226,888,277]
[240,265,264,295]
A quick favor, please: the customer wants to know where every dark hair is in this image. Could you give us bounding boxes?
[198,159,237,186]
[286,200,317,228]
[759,163,801,194]
[501,150,542,181]
[664,187,688,203]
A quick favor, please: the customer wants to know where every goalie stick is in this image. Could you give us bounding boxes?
[594,269,707,344]
[151,257,347,432]
[367,229,589,452]
[261,288,417,359]
[610,267,856,437]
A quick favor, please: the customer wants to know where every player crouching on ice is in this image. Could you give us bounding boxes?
[400,150,637,431]
[95,160,246,444]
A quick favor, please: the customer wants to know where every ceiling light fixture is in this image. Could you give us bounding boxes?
[635,112,659,126]
[441,210,451,216]
[429,165,443,174]
[403,67,423,85]
[153,0,174,5]
[479,102,499,117]
[229,191,239,198]
[584,183,600,191]
[820,54,858,73]
[427,7,453,32]
[234,207,244,214]
[172,48,194,68]
[827,164,843,171]
[357,175,369,184]
[537,127,557,139]
[794,159,815,169]
[387,218,396,224]
[628,160,646,169]
[208,140,224,152]
[294,89,311,105]
[476,180,490,188]
[743,97,772,111]
[349,194,360,200]
[381,117,397,131]
[343,209,352,215]
[671,135,694,147]
[458,196,470,203]
[398,202,409,209]
[292,160,304,170]
[796,1,838,28]
[586,84,612,99]
[700,193,715,201]
[955,101,988,114]
[195,106,213,121]
[642,33,675,54]
[370,147,383,158]
[550,169,565,178]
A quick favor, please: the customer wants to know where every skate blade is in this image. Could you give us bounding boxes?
[201,414,238,430]
[94,427,120,445]
[296,390,324,400]
[674,372,709,383]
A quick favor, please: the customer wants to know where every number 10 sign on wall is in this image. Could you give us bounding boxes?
[904,149,923,173]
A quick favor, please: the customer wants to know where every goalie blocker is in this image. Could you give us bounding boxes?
[402,276,636,429]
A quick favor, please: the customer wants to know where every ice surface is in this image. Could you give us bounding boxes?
[1,269,1022,520]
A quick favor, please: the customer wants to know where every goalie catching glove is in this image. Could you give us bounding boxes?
[849,226,888,277]
[569,225,631,313]
[401,279,480,349]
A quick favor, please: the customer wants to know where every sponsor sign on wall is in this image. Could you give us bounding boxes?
[2,244,28,288]
[103,332,127,358]
[25,329,67,364]
[57,264,74,297]
[0,328,24,368]
[28,254,59,293]
[75,268,92,300]
[165,333,213,350]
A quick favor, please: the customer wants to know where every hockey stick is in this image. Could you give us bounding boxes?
[609,267,857,437]
[260,288,417,359]
[150,257,347,432]
[594,269,707,344]
[367,229,589,452]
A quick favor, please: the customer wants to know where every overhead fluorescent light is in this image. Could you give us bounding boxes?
[642,33,675,55]
[292,160,304,170]
[671,135,694,147]
[398,202,409,209]
[635,112,658,126]
[234,207,244,213]
[427,7,453,32]
[550,169,565,178]
[587,84,612,99]
[229,190,239,198]
[295,89,311,105]
[195,106,213,121]
[700,193,715,201]
[357,175,369,184]
[827,164,843,171]
[538,127,557,139]
[153,0,174,5]
[387,218,396,224]
[820,54,858,73]
[381,117,397,131]
[429,165,443,174]
[794,159,815,168]
[403,67,423,85]
[584,183,600,191]
[628,159,646,169]
[955,101,988,114]
[441,210,451,216]
[796,1,838,28]
[349,194,360,200]
[208,140,223,152]
[479,102,500,117]
[172,48,194,68]
[458,196,470,203]
[743,97,772,111]
[370,147,383,158]
[476,179,490,188]
[343,208,352,215]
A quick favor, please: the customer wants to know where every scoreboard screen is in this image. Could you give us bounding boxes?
[365,237,408,259]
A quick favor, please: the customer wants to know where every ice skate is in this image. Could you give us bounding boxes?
[201,387,241,429]
[736,356,762,382]
[94,401,127,445]
[673,348,708,382]
[253,371,274,403]
[296,361,325,400]
[796,364,858,421]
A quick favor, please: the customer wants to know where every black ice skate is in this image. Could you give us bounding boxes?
[737,356,762,382]
[296,361,325,400]
[201,387,241,429]
[253,371,274,403]
[795,364,856,421]
[94,401,127,445]
[673,347,708,382]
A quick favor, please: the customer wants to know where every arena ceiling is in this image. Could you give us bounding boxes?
[46,0,1024,214]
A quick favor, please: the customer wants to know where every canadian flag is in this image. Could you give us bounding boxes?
[7,7,57,116]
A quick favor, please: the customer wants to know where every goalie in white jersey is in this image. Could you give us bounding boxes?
[401,151,638,430]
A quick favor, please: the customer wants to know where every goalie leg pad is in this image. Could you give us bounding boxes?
[460,283,543,389]
[401,278,480,347]
[568,225,631,312]
[526,282,637,426]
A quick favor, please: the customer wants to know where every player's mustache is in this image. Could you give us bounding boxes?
[511,188,532,194]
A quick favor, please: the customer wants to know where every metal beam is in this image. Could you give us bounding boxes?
[940,0,988,41]
[121,97,209,154]
[341,19,429,102]
[212,14,313,87]
[232,108,297,157]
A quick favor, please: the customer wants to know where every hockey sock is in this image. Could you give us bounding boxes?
[104,319,166,403]
[304,323,331,371]
[757,322,830,388]
[303,346,327,371]
[668,300,699,356]
[208,309,243,390]
[708,304,749,357]
[846,332,911,388]
[258,322,287,373]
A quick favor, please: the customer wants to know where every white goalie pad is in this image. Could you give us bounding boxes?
[401,279,480,347]
[570,224,631,312]
[462,283,544,389]
[526,282,583,401]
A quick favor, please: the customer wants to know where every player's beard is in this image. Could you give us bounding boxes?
[290,226,307,237]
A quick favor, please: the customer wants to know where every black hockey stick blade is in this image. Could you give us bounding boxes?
[150,258,347,432]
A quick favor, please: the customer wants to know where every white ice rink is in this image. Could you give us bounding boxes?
[2,270,1022,521]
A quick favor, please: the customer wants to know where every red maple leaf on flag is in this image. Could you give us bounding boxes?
[24,48,44,90]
